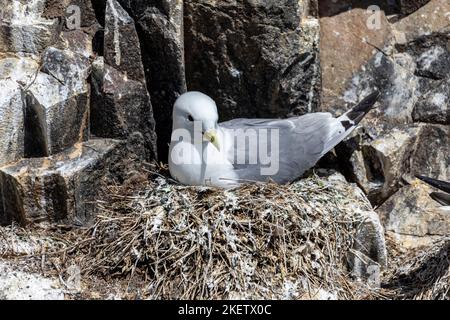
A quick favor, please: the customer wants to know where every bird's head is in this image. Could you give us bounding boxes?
[172,91,221,151]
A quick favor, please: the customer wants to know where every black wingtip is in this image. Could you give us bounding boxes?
[353,90,381,113]
[346,90,381,124]
[416,175,450,194]
[430,192,450,206]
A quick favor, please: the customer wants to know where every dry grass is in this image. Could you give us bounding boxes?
[62,170,369,299]
[381,238,449,300]
[0,164,448,300]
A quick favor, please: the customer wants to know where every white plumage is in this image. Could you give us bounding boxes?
[169,91,380,188]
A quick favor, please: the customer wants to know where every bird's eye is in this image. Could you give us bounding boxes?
[188,115,194,122]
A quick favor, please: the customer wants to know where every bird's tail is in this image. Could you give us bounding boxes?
[320,91,380,157]
[338,90,381,129]
[416,175,450,194]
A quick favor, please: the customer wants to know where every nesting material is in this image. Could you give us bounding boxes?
[58,170,384,299]
[382,239,450,300]
[1,166,446,300]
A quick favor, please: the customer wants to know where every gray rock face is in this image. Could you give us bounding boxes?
[0,79,26,166]
[378,183,450,249]
[184,0,321,120]
[104,0,146,83]
[43,0,98,29]
[398,0,432,16]
[91,58,157,160]
[117,0,186,159]
[0,0,160,227]
[0,139,122,226]
[398,33,450,81]
[335,32,450,204]
[319,0,450,212]
[0,0,59,54]
[27,47,91,155]
[0,0,446,269]
[340,126,421,204]
[0,49,91,164]
[90,0,158,159]
[413,78,449,125]
[338,123,449,205]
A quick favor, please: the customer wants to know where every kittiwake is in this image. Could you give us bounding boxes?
[169,91,381,188]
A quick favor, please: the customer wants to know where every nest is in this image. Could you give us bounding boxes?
[1,164,448,300]
[37,166,378,300]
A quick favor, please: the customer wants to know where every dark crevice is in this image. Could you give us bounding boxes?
[361,146,385,187]
[92,29,105,56]
[91,0,107,26]
[23,91,49,159]
[0,173,26,227]
[44,174,68,222]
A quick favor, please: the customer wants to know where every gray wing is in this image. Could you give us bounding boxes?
[219,113,348,184]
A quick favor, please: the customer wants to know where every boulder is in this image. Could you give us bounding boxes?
[42,0,99,57]
[26,47,91,156]
[0,55,44,166]
[0,48,91,160]
[0,139,123,226]
[184,0,321,119]
[342,51,421,125]
[396,32,450,81]
[349,126,420,204]
[319,0,449,114]
[90,58,158,160]
[394,0,450,41]
[104,0,146,83]
[319,5,392,110]
[88,0,158,159]
[0,80,25,166]
[58,29,95,58]
[378,182,450,249]
[0,0,59,54]
[413,78,449,125]
[118,0,186,159]
[338,124,449,205]
[318,0,450,210]
[408,124,449,181]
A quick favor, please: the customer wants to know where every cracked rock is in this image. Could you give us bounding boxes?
[104,0,146,83]
[117,0,186,159]
[27,47,91,156]
[0,0,59,54]
[0,139,123,226]
[378,182,450,249]
[184,0,321,120]
[90,58,157,160]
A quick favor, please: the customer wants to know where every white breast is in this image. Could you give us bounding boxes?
[169,130,239,188]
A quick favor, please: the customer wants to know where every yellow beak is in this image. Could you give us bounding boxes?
[203,129,221,151]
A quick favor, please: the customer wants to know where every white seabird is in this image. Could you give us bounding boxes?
[169,91,380,188]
